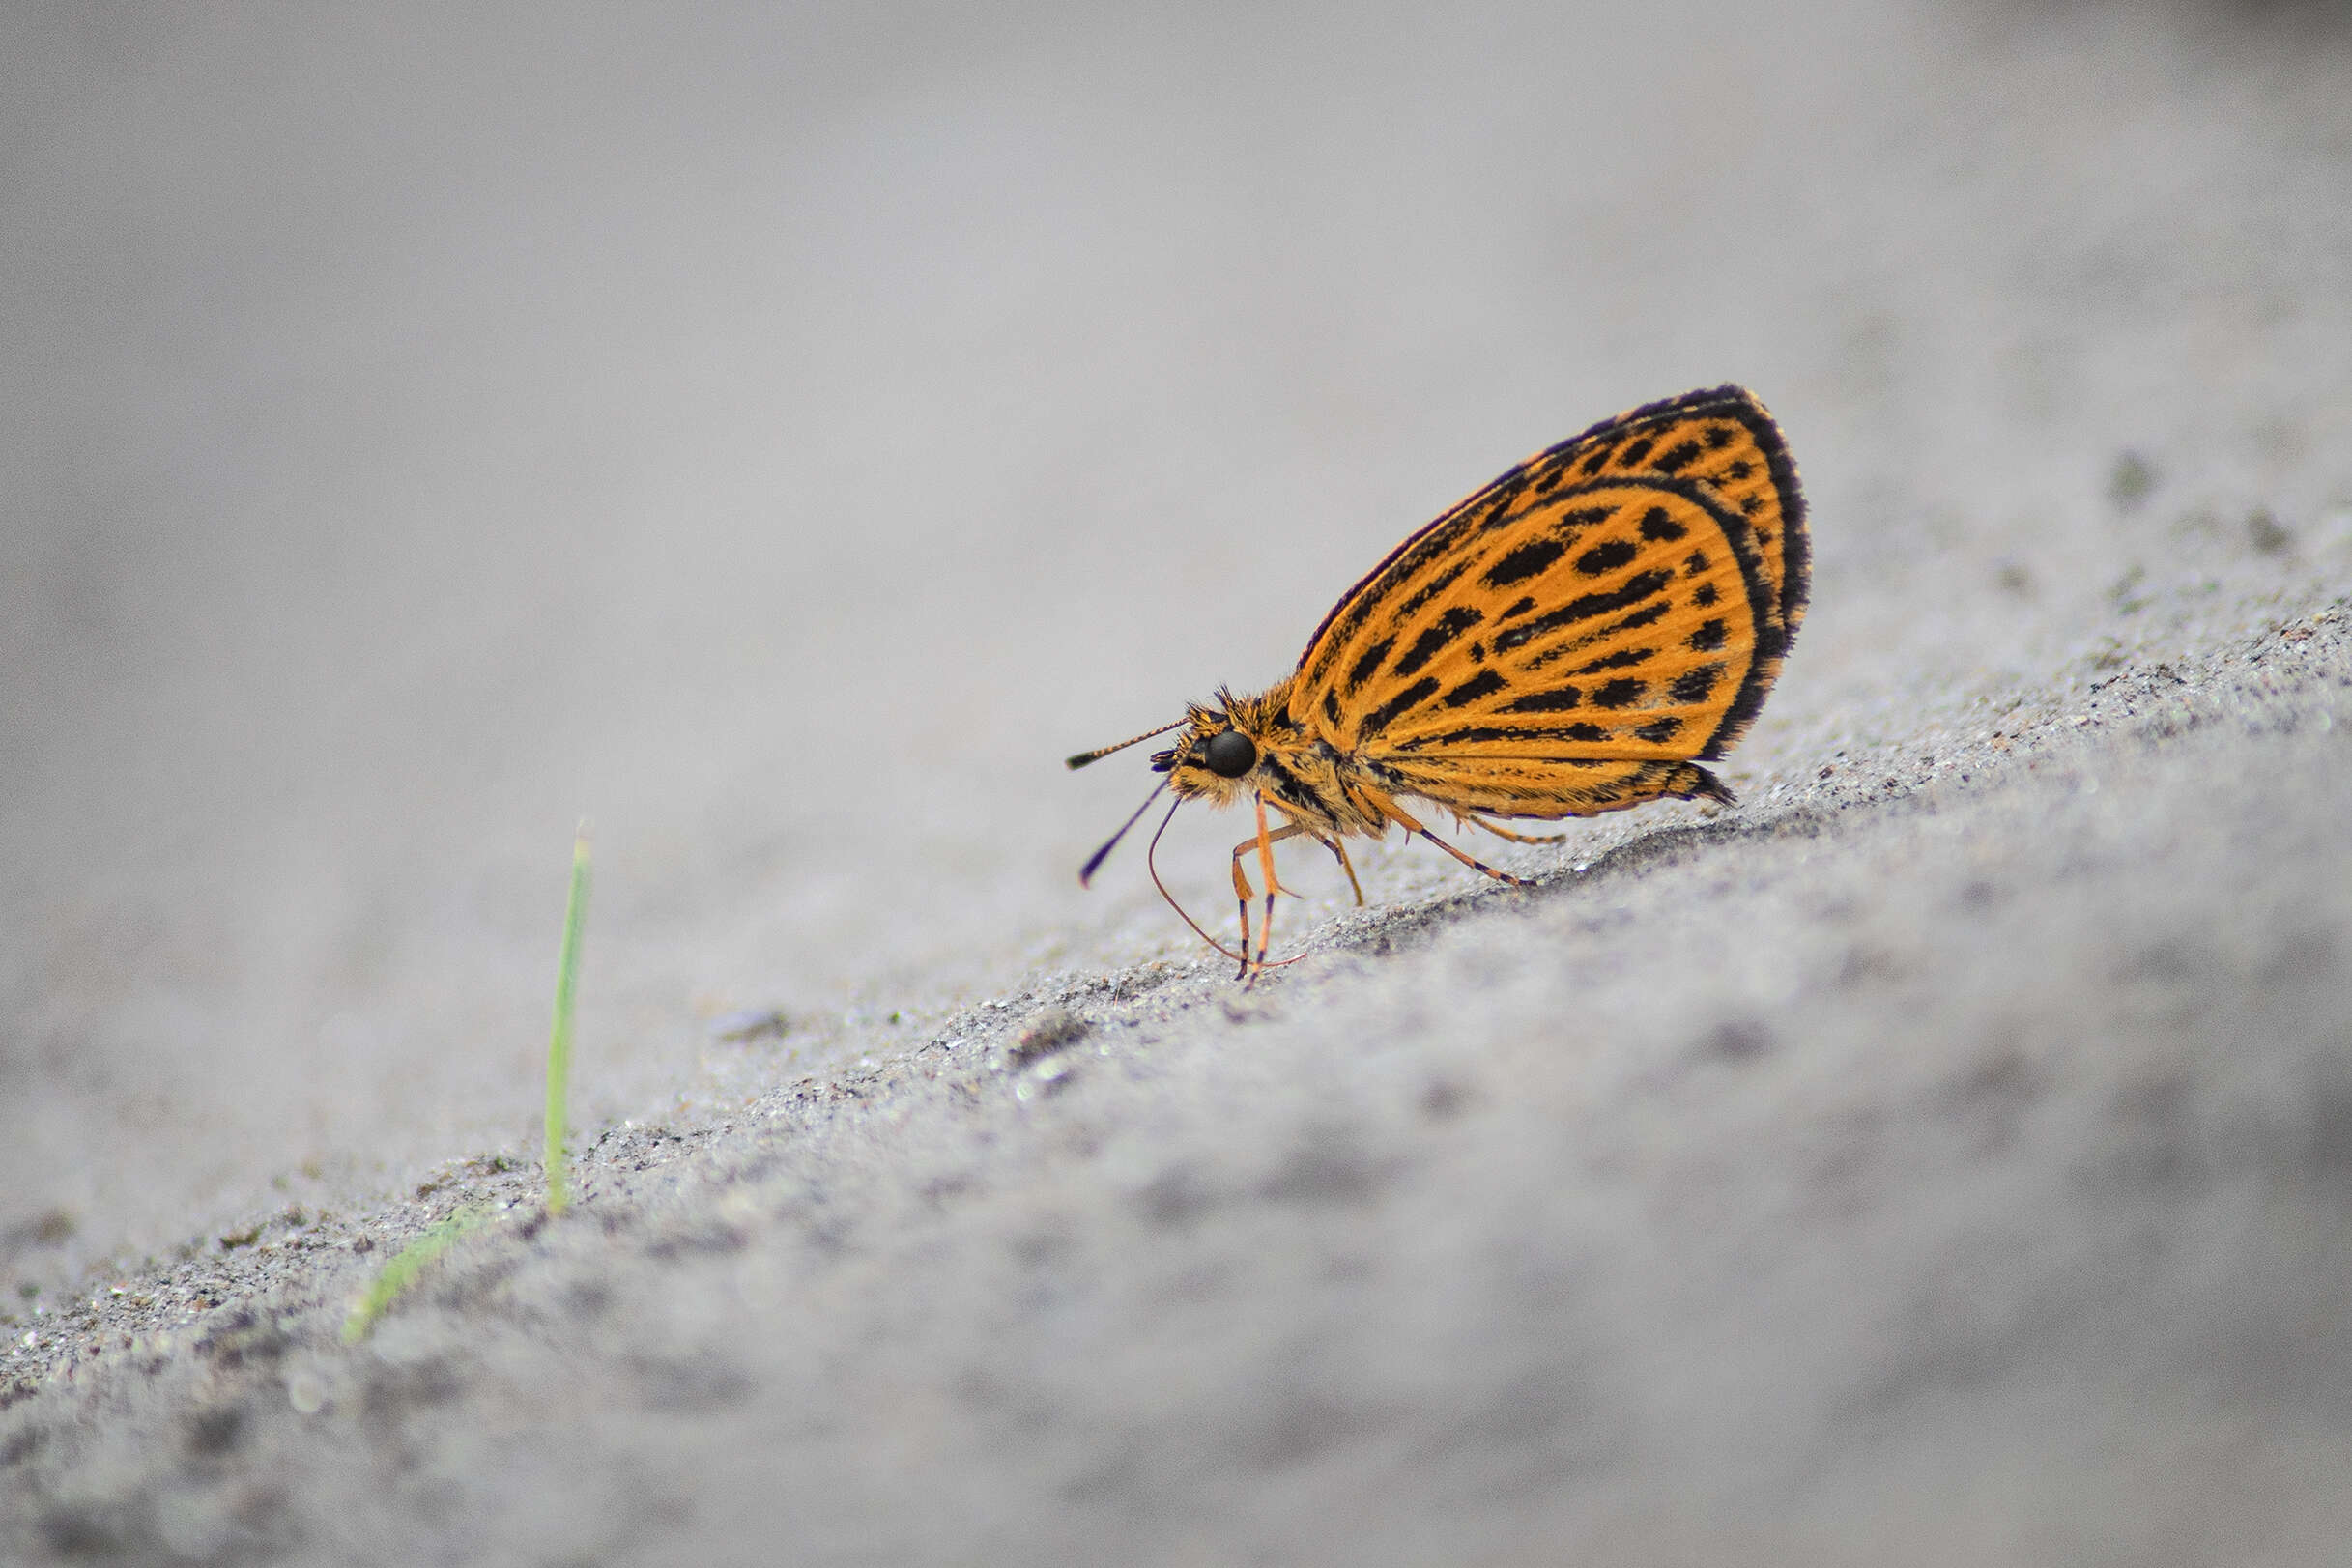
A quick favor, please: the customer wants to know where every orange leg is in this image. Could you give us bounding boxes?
[1252,795,1284,973]
[1325,838,1364,905]
[1221,807,1365,979]
[1467,813,1570,845]
[1230,813,1313,981]
[1378,799,1530,889]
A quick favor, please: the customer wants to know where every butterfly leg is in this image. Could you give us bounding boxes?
[1380,800,1531,889]
[1251,794,1292,975]
[1324,837,1365,905]
[1229,813,1314,981]
[1468,813,1570,845]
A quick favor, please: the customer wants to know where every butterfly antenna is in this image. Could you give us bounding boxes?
[1066,717,1188,770]
[1079,779,1169,886]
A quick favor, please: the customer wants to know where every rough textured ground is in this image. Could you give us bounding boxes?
[6,2,2352,1563]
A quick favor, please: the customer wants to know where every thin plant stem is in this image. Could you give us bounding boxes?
[340,1206,489,1344]
[545,821,591,1215]
[340,822,592,1342]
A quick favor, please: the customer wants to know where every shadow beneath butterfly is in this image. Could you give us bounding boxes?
[1528,802,1844,889]
[1300,802,1845,969]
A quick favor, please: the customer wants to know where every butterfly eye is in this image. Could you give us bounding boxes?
[1203,730,1257,778]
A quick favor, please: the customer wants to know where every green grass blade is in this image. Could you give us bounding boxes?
[340,1206,490,1344]
[545,821,592,1215]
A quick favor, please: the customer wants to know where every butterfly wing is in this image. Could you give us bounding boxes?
[1555,385,1808,637]
[1290,386,1808,820]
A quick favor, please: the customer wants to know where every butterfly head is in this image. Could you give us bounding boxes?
[1068,684,1306,889]
[1151,690,1274,808]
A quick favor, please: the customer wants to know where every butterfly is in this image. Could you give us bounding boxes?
[1069,385,1809,979]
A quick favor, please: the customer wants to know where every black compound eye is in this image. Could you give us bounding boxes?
[1203,729,1257,779]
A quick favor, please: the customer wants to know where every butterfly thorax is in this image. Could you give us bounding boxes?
[1149,680,1397,839]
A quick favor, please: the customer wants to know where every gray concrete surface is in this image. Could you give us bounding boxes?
[5,1,2352,1561]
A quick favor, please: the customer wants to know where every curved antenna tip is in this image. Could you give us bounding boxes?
[1078,778,1169,885]
[1064,716,1187,772]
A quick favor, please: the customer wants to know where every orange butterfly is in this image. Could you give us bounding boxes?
[1070,385,1809,978]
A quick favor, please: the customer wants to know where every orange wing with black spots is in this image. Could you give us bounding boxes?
[1066,385,1811,977]
[1287,385,1807,819]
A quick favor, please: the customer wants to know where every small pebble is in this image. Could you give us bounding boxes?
[1009,1008,1091,1061]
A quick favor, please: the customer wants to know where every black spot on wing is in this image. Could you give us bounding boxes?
[1634,717,1682,744]
[1396,726,1509,749]
[1569,646,1651,674]
[1692,582,1719,608]
[1688,619,1729,652]
[1606,599,1670,636]
[1360,676,1441,737]
[1482,537,1566,588]
[1575,537,1640,576]
[1653,440,1704,474]
[1391,605,1484,678]
[1440,670,1507,708]
[1395,720,1612,750]
[1322,688,1342,727]
[1473,474,1533,528]
[1592,678,1647,709]
[1639,507,1686,542]
[1669,664,1724,703]
[1522,597,1671,672]
[1491,569,1674,653]
[1617,436,1656,468]
[1499,685,1583,714]
[1345,636,1395,695]
[1390,556,1474,624]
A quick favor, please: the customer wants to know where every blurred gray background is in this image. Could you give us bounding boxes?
[5,0,2349,1284]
